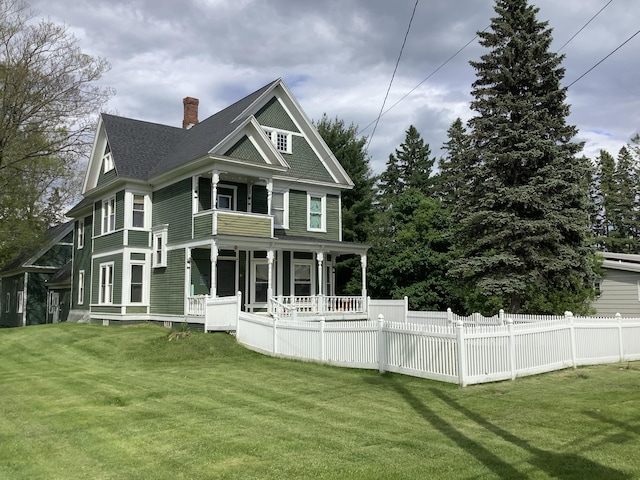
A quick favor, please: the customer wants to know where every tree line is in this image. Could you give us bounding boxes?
[318,0,638,315]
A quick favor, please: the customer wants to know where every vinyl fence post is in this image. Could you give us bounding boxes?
[404,296,409,323]
[447,308,453,325]
[616,312,624,362]
[273,316,278,356]
[456,319,467,387]
[236,291,242,338]
[319,317,326,362]
[499,309,505,326]
[566,311,576,369]
[507,318,516,380]
[377,314,385,374]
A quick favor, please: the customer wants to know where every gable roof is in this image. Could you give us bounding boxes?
[83,78,352,193]
[601,252,640,274]
[0,221,74,275]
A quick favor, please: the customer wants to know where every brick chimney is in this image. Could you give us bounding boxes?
[182,97,199,129]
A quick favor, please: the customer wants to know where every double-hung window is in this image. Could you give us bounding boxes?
[153,226,168,268]
[130,264,144,303]
[102,196,116,234]
[132,195,145,228]
[77,219,85,249]
[307,193,326,232]
[77,270,85,305]
[99,263,114,304]
[271,191,288,229]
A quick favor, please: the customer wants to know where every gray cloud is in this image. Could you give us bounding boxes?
[29,0,640,172]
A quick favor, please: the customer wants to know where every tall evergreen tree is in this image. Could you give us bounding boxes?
[434,117,472,209]
[314,114,375,294]
[451,0,595,314]
[591,150,616,244]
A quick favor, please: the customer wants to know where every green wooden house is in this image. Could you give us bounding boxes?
[66,78,369,328]
[0,221,73,327]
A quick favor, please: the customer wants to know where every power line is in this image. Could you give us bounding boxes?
[365,0,419,154]
[557,0,614,52]
[567,29,640,87]
[358,26,489,136]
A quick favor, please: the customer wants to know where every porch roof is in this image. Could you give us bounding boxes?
[212,233,369,256]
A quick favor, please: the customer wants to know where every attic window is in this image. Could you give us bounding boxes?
[103,144,114,173]
[264,129,292,154]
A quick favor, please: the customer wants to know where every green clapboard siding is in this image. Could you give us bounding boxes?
[194,214,212,239]
[0,274,23,327]
[131,252,146,261]
[73,216,93,311]
[92,306,121,314]
[128,230,150,248]
[287,190,340,241]
[255,97,300,132]
[91,255,123,305]
[94,230,125,253]
[216,212,271,238]
[150,249,185,316]
[282,136,334,183]
[116,191,125,230]
[224,136,265,165]
[97,167,117,187]
[153,178,192,244]
[126,306,148,314]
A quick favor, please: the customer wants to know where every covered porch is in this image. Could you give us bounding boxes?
[185,235,369,322]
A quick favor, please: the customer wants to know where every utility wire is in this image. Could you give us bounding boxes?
[366,0,419,153]
[557,0,614,52]
[359,26,489,136]
[567,29,640,87]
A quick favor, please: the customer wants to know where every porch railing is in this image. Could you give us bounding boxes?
[271,297,298,319]
[271,295,366,316]
[187,294,208,316]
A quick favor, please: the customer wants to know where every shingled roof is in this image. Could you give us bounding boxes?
[102,79,279,182]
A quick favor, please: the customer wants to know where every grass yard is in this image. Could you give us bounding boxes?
[0,323,639,479]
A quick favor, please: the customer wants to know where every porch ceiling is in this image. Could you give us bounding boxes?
[212,233,369,256]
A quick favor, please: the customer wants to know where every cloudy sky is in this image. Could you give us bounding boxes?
[29,0,640,174]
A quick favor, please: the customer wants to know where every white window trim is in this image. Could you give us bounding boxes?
[263,128,293,154]
[125,192,149,230]
[77,218,85,249]
[251,260,270,306]
[77,270,85,305]
[99,262,114,305]
[271,190,289,229]
[16,291,23,314]
[307,193,327,232]
[153,226,168,268]
[102,196,116,234]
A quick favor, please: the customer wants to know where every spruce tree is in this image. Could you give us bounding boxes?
[591,150,616,245]
[452,0,595,314]
[434,117,472,209]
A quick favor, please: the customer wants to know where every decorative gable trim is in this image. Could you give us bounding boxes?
[232,79,354,188]
[83,115,113,194]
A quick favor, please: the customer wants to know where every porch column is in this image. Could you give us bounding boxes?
[210,243,218,297]
[317,252,324,313]
[267,250,274,313]
[266,179,273,216]
[361,254,367,300]
[212,170,219,210]
[316,252,324,296]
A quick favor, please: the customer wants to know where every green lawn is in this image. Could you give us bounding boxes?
[0,323,639,479]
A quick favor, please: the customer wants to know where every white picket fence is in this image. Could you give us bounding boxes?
[236,310,640,386]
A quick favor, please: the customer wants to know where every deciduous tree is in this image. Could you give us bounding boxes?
[0,0,113,263]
